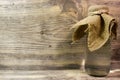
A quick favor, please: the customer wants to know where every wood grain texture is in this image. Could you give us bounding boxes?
[0,0,120,80]
[0,0,119,77]
[0,70,119,80]
[0,0,87,70]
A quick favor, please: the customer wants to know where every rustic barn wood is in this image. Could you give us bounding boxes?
[0,0,119,79]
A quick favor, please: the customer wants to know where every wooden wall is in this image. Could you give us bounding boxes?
[0,0,120,70]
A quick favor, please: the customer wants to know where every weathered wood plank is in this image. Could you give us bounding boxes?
[0,0,119,80]
[0,70,119,80]
[0,0,87,70]
[0,0,119,71]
